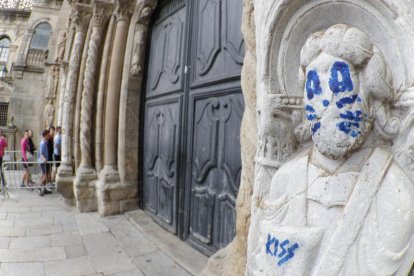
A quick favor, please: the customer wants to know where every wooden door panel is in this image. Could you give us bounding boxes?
[191,0,244,87]
[146,6,185,98]
[142,98,181,233]
[188,92,244,254]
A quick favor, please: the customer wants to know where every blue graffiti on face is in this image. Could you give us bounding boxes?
[312,122,321,134]
[305,104,315,113]
[305,104,317,121]
[329,61,354,94]
[337,110,363,137]
[265,234,299,267]
[306,70,322,100]
[336,95,358,109]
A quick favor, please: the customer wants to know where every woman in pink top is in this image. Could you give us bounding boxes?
[20,130,31,187]
[0,128,7,189]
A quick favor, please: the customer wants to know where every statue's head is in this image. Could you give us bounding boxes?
[299,24,397,158]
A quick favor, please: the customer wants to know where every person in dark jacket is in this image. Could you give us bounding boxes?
[28,129,36,155]
[47,126,55,185]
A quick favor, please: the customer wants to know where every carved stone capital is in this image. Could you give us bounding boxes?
[114,0,134,23]
[92,1,112,27]
[72,4,92,33]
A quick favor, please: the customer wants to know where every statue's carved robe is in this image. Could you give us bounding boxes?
[251,147,414,276]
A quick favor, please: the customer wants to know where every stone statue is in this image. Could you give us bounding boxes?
[55,31,67,64]
[44,101,55,129]
[46,65,60,99]
[247,24,414,275]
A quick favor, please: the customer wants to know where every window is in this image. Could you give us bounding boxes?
[29,22,52,50]
[0,37,10,63]
[0,37,10,77]
[0,103,9,126]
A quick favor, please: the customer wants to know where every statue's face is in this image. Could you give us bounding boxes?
[304,53,371,158]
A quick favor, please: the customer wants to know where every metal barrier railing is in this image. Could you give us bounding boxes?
[3,150,38,162]
[1,160,60,198]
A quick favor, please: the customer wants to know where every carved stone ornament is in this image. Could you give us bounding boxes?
[114,0,134,23]
[247,23,414,276]
[72,4,92,33]
[129,0,157,77]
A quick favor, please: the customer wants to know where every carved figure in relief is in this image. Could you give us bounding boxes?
[55,31,67,64]
[249,25,414,275]
[46,65,60,99]
[44,101,55,129]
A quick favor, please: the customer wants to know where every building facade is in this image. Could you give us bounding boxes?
[0,0,70,146]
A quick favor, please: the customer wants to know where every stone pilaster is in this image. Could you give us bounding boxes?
[74,1,112,213]
[56,3,91,206]
[96,0,134,216]
[117,0,157,213]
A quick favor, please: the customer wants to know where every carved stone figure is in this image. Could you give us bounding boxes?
[44,101,55,129]
[55,31,67,64]
[46,65,60,99]
[247,24,414,275]
[130,1,156,76]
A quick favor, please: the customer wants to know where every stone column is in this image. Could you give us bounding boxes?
[57,16,76,127]
[56,3,92,206]
[97,0,133,216]
[74,1,112,213]
[74,21,93,171]
[95,15,116,172]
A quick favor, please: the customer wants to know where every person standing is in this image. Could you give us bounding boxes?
[20,130,31,187]
[0,129,7,190]
[47,126,55,185]
[38,130,52,196]
[53,126,61,170]
[26,129,36,184]
[27,129,36,156]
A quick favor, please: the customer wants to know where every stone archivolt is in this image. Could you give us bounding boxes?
[56,0,149,215]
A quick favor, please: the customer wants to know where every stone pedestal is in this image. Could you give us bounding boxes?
[73,167,98,212]
[56,164,75,206]
[96,166,138,216]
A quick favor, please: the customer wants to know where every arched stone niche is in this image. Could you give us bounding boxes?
[258,0,414,97]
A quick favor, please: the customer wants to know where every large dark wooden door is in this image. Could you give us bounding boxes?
[142,0,244,255]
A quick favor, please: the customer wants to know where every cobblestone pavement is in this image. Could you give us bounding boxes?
[0,190,207,276]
